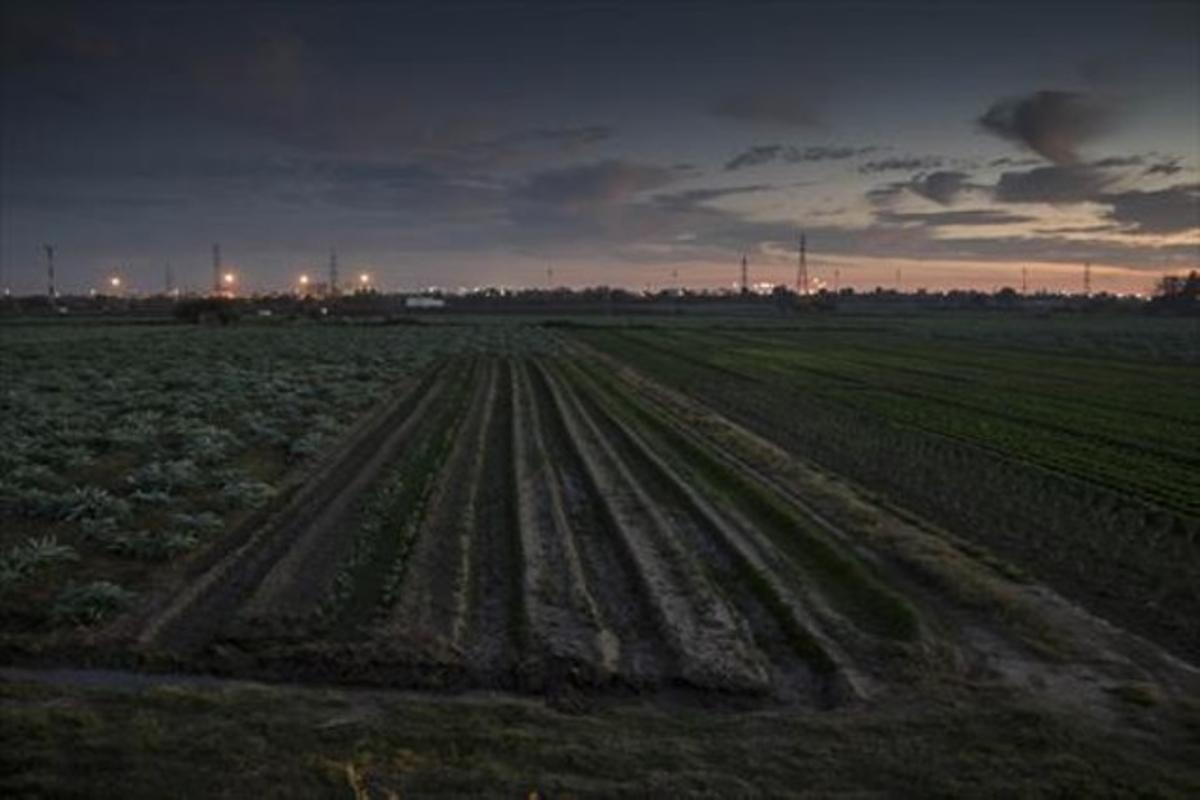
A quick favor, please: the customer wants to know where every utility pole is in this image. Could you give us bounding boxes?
[546,266,554,289]
[796,232,808,295]
[165,263,174,296]
[44,244,56,300]
[895,268,902,293]
[834,268,841,294]
[1083,261,1091,297]
[329,249,339,297]
[212,243,221,295]
[741,253,749,294]
[1021,266,1028,295]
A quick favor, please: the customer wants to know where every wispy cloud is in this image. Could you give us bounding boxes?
[875,209,1036,227]
[859,156,945,174]
[725,144,875,171]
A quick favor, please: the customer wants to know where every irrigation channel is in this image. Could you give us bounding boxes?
[100,342,1198,710]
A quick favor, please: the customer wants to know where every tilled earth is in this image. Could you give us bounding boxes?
[59,341,1191,727]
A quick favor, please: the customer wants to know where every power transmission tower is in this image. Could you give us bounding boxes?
[1083,261,1091,296]
[796,232,808,295]
[834,268,841,294]
[212,243,222,295]
[329,249,339,297]
[741,253,749,294]
[1021,266,1028,295]
[44,244,56,299]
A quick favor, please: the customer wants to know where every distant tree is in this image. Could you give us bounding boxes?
[173,297,240,325]
[1149,270,1199,314]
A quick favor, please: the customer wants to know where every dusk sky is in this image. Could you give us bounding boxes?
[2,0,1197,295]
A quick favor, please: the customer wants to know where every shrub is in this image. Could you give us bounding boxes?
[52,581,135,625]
[0,536,79,594]
[219,478,276,509]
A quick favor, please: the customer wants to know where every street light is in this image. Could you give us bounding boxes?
[109,276,121,289]
[359,272,370,289]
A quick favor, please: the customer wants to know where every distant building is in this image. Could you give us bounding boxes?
[406,297,446,309]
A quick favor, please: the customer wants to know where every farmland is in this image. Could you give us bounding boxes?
[2,314,1199,795]
[573,315,1200,663]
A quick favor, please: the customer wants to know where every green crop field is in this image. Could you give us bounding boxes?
[2,314,1198,796]
[572,315,1200,662]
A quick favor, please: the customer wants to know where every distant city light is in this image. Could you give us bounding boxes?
[109,276,121,288]
[299,274,310,285]
[222,273,235,285]
[359,273,370,284]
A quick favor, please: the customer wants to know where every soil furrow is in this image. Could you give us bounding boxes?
[461,359,524,676]
[325,359,478,632]
[510,360,618,685]
[385,360,497,651]
[526,362,683,687]
[535,360,775,690]
[558,358,866,703]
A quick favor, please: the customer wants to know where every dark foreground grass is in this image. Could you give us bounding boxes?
[3,677,1198,798]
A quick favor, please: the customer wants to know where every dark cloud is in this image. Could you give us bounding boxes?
[988,156,1044,168]
[978,90,1117,164]
[516,160,682,211]
[725,145,875,171]
[869,171,983,206]
[875,209,1036,227]
[711,92,822,127]
[1145,157,1184,177]
[1,6,120,70]
[992,164,1116,204]
[859,156,944,174]
[1090,155,1146,168]
[1103,184,1200,234]
[1033,224,1122,234]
